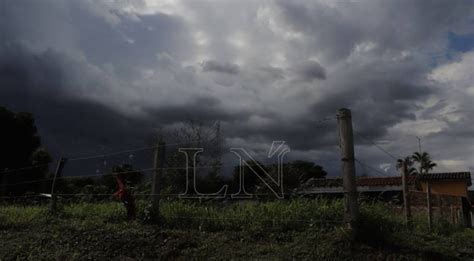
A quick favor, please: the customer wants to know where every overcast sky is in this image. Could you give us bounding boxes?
[1,0,474,179]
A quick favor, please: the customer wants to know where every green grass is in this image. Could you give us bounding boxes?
[0,199,473,260]
[158,199,344,232]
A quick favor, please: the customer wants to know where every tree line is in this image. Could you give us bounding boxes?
[0,107,327,198]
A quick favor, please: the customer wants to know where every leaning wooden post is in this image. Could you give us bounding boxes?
[151,140,166,221]
[337,108,359,235]
[426,182,433,230]
[50,157,67,212]
[400,161,412,226]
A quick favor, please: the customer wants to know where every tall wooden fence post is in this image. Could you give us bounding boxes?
[426,182,433,230]
[400,161,412,226]
[50,157,67,212]
[337,108,359,235]
[151,141,166,221]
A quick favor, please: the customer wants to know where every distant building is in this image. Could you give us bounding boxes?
[299,172,472,227]
[417,172,471,197]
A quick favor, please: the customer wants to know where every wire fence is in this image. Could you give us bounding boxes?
[0,112,414,204]
[1,110,464,234]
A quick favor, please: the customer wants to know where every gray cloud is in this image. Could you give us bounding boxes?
[201,60,240,74]
[1,0,474,177]
[294,61,326,81]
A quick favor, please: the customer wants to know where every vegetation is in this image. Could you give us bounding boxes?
[1,108,470,259]
[0,199,473,260]
[0,106,51,195]
[397,156,417,175]
[412,152,437,174]
[398,152,438,175]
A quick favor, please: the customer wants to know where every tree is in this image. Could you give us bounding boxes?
[0,107,42,195]
[231,160,328,196]
[31,148,53,193]
[0,107,41,169]
[397,157,417,175]
[156,120,224,195]
[231,160,267,194]
[289,160,327,184]
[411,152,437,174]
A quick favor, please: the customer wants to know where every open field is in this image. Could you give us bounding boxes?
[1,199,473,260]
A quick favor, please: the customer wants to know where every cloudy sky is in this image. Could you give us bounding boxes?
[1,0,474,180]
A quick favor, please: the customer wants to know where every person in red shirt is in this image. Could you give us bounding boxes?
[114,173,136,220]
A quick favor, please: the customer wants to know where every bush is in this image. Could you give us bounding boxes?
[357,202,404,246]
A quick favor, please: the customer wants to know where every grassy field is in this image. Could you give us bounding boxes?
[0,199,473,260]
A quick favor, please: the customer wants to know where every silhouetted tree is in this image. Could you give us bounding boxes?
[231,160,267,194]
[412,152,437,174]
[31,148,53,193]
[397,156,417,175]
[156,120,225,195]
[0,106,43,195]
[289,160,327,184]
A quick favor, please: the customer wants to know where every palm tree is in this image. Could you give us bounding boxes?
[397,157,417,175]
[411,152,437,174]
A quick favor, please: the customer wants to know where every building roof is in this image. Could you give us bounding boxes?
[418,172,472,186]
[356,176,415,187]
[303,176,415,188]
[302,172,472,189]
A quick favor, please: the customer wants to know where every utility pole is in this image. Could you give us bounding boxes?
[415,136,422,155]
[151,139,166,221]
[400,159,412,226]
[50,157,67,213]
[426,182,433,230]
[337,108,359,236]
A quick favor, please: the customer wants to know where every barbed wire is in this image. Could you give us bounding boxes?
[312,116,337,125]
[0,114,341,177]
[0,161,258,189]
[354,158,394,177]
[0,161,58,176]
[67,146,156,162]
[353,131,400,161]
[0,167,157,188]
[0,140,226,176]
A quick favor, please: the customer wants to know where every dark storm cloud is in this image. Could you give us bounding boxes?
[0,42,241,158]
[142,96,250,124]
[226,117,337,151]
[201,60,240,74]
[294,61,326,81]
[0,43,152,155]
[2,0,474,175]
[310,75,428,140]
[70,6,194,78]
